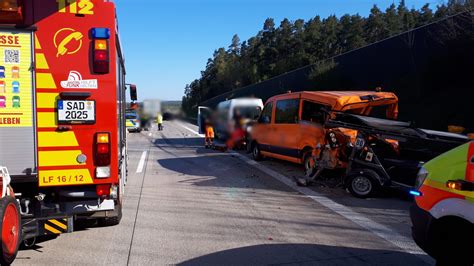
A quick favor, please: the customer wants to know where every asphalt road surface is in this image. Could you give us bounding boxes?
[15,121,434,265]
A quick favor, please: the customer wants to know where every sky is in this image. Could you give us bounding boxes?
[116,0,445,101]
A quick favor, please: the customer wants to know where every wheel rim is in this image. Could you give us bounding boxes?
[2,202,19,257]
[352,176,372,196]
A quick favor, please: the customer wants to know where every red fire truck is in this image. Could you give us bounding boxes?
[0,1,135,263]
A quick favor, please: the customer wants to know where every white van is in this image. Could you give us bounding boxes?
[198,98,263,140]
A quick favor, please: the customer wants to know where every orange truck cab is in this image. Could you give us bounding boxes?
[250,91,398,171]
[0,0,135,252]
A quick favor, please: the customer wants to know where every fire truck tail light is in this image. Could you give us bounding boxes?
[96,184,111,197]
[91,28,110,74]
[97,133,109,143]
[93,61,109,74]
[96,166,111,179]
[95,133,111,167]
[94,40,107,50]
[94,50,108,61]
[97,143,109,154]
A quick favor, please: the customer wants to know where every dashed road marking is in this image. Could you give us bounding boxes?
[136,151,147,173]
[175,121,432,263]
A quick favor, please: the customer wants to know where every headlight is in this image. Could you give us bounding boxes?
[415,166,429,189]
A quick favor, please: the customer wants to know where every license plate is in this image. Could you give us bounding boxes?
[58,100,95,124]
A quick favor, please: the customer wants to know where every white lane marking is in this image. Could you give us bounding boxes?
[174,121,432,263]
[235,153,429,261]
[136,151,147,173]
[175,122,205,137]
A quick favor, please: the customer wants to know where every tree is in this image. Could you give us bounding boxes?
[418,4,434,26]
[339,14,366,52]
[384,3,401,36]
[182,1,466,116]
[398,0,415,31]
[365,5,387,43]
[229,34,241,55]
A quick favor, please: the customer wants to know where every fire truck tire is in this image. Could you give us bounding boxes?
[346,170,380,198]
[0,196,21,265]
[99,202,122,226]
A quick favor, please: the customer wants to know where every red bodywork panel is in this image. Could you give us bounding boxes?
[466,142,474,182]
[30,1,121,187]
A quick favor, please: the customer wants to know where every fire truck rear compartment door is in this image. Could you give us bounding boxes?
[0,29,36,177]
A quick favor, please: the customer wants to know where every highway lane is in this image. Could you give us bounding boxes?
[15,121,433,265]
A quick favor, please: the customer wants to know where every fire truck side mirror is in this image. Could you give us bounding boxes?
[130,84,137,101]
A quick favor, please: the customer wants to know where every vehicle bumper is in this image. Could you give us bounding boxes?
[127,127,140,132]
[410,203,434,256]
[62,199,115,215]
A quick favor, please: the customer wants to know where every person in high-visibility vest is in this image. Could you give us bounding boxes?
[157,112,163,131]
[410,141,473,265]
[204,120,214,148]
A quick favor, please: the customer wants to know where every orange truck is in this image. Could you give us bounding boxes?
[0,1,135,263]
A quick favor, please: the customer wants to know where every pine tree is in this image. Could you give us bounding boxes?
[365,5,387,43]
[385,3,401,36]
[229,34,241,55]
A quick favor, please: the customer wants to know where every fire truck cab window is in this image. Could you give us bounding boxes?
[258,102,273,124]
[275,99,299,124]
[302,101,328,124]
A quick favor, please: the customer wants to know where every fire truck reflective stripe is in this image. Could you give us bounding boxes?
[35,35,42,49]
[36,73,57,89]
[44,224,62,234]
[38,132,79,147]
[39,169,93,187]
[48,219,67,230]
[39,150,85,167]
[37,112,57,128]
[37,93,59,108]
[35,53,49,70]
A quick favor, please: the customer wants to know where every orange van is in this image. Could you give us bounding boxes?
[249,91,399,171]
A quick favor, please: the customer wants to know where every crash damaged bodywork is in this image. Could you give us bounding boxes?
[303,113,469,198]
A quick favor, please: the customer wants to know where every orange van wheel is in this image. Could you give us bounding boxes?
[252,142,263,161]
[302,151,314,175]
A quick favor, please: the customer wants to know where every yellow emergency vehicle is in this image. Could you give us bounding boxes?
[410,141,473,265]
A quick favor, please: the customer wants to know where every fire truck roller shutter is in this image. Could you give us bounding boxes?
[0,29,35,178]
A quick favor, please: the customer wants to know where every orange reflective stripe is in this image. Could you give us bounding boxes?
[466,142,474,182]
[417,184,464,211]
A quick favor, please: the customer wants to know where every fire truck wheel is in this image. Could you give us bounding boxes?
[346,171,380,198]
[0,196,21,265]
[99,203,122,227]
